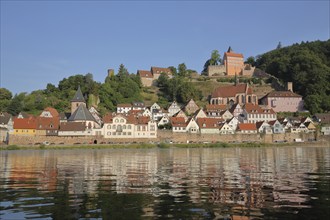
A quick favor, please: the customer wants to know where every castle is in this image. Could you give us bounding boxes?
[207,47,255,77]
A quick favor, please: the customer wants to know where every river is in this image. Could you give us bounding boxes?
[1,145,329,219]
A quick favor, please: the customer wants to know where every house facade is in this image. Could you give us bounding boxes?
[103,113,157,139]
[168,101,181,116]
[241,103,277,123]
[260,90,304,112]
[138,66,172,87]
[210,83,257,105]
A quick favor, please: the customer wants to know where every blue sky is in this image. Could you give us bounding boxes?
[1,1,329,94]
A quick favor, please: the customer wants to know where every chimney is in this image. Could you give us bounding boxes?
[107,69,114,77]
[287,82,293,92]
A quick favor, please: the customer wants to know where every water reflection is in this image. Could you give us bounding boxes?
[1,146,330,219]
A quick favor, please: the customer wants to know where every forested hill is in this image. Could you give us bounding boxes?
[255,39,330,113]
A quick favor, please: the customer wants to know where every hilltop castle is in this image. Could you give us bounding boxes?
[207,47,255,77]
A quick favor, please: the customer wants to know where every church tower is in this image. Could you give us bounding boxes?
[71,86,86,114]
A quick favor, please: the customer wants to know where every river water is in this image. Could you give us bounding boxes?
[0,146,329,219]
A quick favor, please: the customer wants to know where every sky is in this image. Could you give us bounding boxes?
[1,0,329,95]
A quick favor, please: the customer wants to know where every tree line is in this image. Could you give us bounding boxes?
[255,40,330,114]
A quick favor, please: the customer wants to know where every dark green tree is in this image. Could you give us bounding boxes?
[7,93,25,115]
[202,50,222,75]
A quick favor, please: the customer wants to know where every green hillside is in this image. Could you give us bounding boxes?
[1,40,329,115]
[255,39,330,113]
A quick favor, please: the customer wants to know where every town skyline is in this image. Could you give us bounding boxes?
[1,1,329,94]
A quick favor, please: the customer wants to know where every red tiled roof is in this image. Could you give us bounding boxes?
[103,112,114,123]
[36,116,59,130]
[43,107,59,117]
[151,67,172,75]
[244,103,275,114]
[59,122,86,131]
[13,117,37,129]
[136,116,150,125]
[137,70,153,78]
[238,123,257,131]
[225,52,244,58]
[211,83,252,98]
[196,118,224,129]
[264,91,301,98]
[171,117,187,127]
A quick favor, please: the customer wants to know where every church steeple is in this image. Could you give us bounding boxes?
[71,86,86,114]
[227,46,233,53]
[71,85,85,103]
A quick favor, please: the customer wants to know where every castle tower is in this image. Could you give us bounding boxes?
[287,82,293,92]
[107,69,114,78]
[71,86,86,114]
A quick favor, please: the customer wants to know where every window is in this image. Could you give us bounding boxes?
[120,119,124,123]
[128,125,131,129]
[113,125,116,129]
[107,132,111,135]
[123,125,126,129]
[107,125,111,129]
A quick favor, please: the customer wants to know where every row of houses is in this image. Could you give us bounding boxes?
[1,84,329,143]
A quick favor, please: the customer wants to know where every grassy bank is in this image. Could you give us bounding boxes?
[1,141,318,151]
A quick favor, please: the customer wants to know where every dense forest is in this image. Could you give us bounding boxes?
[0,40,329,116]
[255,40,330,114]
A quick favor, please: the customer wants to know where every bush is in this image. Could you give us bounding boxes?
[158,142,169,148]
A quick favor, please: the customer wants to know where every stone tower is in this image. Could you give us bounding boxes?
[71,86,86,114]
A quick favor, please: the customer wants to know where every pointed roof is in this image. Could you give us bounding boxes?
[71,86,85,103]
[227,46,233,53]
[68,104,96,122]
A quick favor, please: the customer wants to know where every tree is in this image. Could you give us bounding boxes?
[255,39,330,113]
[0,88,12,111]
[178,63,187,78]
[246,56,256,66]
[7,93,25,115]
[0,88,12,100]
[117,64,129,79]
[168,66,177,76]
[202,50,222,75]
[210,50,221,65]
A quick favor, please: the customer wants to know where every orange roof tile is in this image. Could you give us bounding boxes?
[103,112,114,123]
[36,116,59,130]
[238,123,257,131]
[196,118,224,129]
[244,103,275,114]
[137,70,153,78]
[171,117,187,127]
[225,52,244,58]
[43,107,59,117]
[13,117,37,129]
[151,67,172,75]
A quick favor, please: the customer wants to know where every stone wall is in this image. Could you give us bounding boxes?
[8,131,318,146]
[207,65,226,76]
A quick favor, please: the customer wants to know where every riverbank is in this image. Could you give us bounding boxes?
[1,140,329,151]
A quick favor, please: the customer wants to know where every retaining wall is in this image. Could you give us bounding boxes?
[8,131,318,146]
